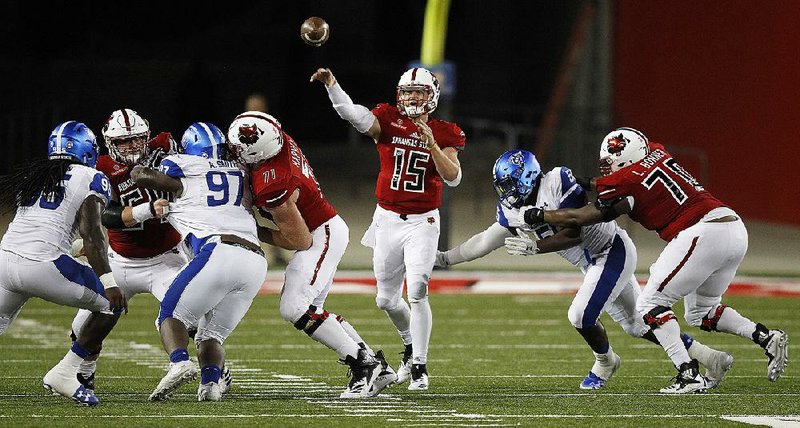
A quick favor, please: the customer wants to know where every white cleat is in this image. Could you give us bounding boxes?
[704,350,734,389]
[42,363,99,406]
[660,360,708,394]
[395,356,412,385]
[362,350,398,397]
[408,364,429,391]
[220,365,232,395]
[197,381,222,402]
[339,350,380,399]
[148,360,199,402]
[764,330,789,382]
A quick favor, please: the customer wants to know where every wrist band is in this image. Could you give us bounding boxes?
[99,272,118,290]
[131,202,156,224]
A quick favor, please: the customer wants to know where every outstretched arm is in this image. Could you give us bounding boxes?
[521,197,633,228]
[257,189,312,251]
[437,222,512,267]
[131,166,183,196]
[310,68,381,140]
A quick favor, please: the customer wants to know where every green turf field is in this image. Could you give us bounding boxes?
[0,292,796,427]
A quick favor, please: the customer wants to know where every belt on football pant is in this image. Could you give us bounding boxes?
[218,234,265,257]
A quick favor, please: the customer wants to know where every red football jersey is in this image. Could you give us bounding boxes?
[371,103,466,214]
[97,132,182,258]
[250,132,337,231]
[595,142,725,241]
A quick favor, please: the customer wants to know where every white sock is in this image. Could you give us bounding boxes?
[79,360,97,377]
[653,318,691,368]
[385,299,413,345]
[309,316,361,360]
[592,347,616,379]
[60,349,85,370]
[335,314,374,355]
[686,339,716,368]
[410,297,432,365]
[714,306,758,340]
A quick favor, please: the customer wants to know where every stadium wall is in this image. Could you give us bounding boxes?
[613,1,800,227]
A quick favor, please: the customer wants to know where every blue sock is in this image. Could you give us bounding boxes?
[169,348,190,363]
[71,342,91,359]
[680,333,695,350]
[201,365,221,384]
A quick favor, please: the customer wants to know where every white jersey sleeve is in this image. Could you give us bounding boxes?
[0,164,111,261]
[159,155,258,248]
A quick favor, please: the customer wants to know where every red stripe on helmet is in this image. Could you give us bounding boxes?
[121,109,131,128]
[411,68,418,80]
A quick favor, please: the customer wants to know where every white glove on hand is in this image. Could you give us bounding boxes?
[434,251,449,267]
[504,233,539,256]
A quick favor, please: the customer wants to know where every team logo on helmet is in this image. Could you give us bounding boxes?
[508,151,525,167]
[606,133,628,155]
[238,124,261,145]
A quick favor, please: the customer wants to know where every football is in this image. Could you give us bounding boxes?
[300,16,329,47]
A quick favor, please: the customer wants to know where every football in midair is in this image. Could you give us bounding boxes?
[300,17,329,47]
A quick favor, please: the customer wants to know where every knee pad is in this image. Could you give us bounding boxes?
[643,306,677,329]
[700,304,727,332]
[292,305,330,336]
[279,299,308,324]
[567,304,584,329]
[376,295,401,311]
[407,276,429,303]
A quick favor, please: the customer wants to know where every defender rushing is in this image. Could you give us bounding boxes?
[132,122,267,401]
[438,149,733,390]
[518,128,789,393]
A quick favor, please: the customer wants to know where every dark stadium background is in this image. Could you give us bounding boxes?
[1,1,798,231]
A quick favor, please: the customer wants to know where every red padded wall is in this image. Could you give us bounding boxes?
[614,1,800,226]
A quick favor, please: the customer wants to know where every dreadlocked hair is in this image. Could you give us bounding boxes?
[0,157,80,212]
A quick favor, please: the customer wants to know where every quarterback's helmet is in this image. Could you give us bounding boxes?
[599,127,649,175]
[102,108,151,165]
[227,111,283,164]
[48,121,99,168]
[181,122,227,159]
[396,67,440,117]
[493,149,542,209]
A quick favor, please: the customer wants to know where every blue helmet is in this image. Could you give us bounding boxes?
[492,149,542,208]
[47,121,99,167]
[181,122,227,159]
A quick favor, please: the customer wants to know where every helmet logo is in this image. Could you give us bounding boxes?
[508,151,525,167]
[606,133,628,155]
[238,124,261,145]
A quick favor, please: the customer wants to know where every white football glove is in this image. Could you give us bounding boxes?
[504,232,539,256]
[434,251,449,268]
[70,238,85,258]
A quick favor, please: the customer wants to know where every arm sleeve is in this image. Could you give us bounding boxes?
[326,83,376,134]
[443,222,512,265]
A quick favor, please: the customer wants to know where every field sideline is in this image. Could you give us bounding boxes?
[0,280,797,427]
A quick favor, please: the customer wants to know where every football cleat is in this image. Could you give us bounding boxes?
[580,351,621,390]
[220,365,233,395]
[77,372,96,393]
[148,360,199,402]
[704,350,734,389]
[660,359,707,394]
[43,364,99,406]
[339,349,380,399]
[362,350,398,397]
[197,381,222,402]
[763,330,789,382]
[395,346,413,385]
[408,363,429,391]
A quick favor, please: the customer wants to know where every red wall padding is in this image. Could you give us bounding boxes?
[614,1,800,226]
